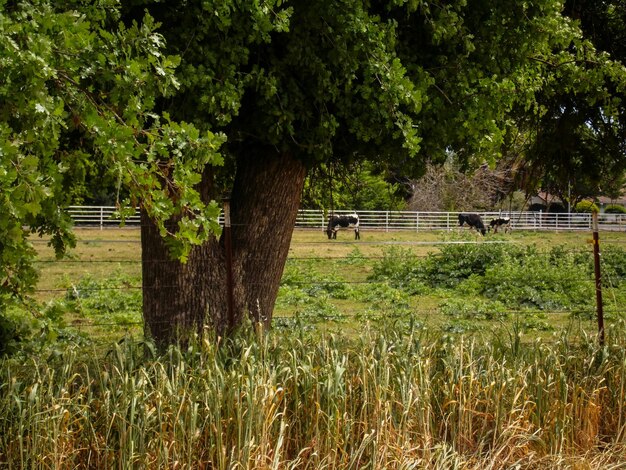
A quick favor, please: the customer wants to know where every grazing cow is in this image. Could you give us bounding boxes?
[489,217,512,234]
[458,213,486,236]
[327,213,360,240]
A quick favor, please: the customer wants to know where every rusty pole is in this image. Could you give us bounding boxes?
[223,199,235,331]
[592,211,605,346]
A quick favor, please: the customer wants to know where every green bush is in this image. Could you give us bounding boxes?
[604,204,626,214]
[0,301,80,357]
[351,282,414,315]
[416,243,531,288]
[547,246,593,275]
[295,297,344,323]
[368,246,422,288]
[479,256,593,310]
[0,307,38,356]
[281,261,353,299]
[574,200,599,213]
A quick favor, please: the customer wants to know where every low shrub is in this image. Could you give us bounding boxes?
[368,246,421,287]
[603,204,626,214]
[479,256,593,310]
[574,200,599,213]
[0,306,39,356]
[0,301,81,357]
[295,296,344,323]
[281,261,353,299]
[601,245,626,286]
[416,243,531,288]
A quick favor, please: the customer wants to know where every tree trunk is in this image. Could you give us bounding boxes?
[229,150,307,326]
[141,149,306,345]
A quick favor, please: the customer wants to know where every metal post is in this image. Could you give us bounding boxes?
[568,209,571,229]
[592,211,605,346]
[223,200,235,330]
[100,207,104,230]
[568,179,571,214]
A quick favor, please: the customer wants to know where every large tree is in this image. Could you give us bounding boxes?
[124,0,611,344]
[125,1,425,342]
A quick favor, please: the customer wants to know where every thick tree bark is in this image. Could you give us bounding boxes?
[229,150,307,325]
[141,149,306,345]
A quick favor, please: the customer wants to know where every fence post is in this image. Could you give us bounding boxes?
[416,212,419,232]
[100,207,104,230]
[386,211,389,232]
[223,199,235,331]
[592,211,605,346]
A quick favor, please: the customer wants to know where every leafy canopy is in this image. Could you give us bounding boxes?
[0,0,223,310]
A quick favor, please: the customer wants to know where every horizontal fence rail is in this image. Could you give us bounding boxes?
[67,206,626,232]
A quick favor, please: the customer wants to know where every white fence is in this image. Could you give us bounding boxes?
[67,206,626,232]
[297,210,626,232]
[67,206,142,227]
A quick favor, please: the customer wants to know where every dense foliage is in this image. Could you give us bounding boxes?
[604,204,626,214]
[368,240,626,321]
[301,162,407,211]
[0,1,223,317]
[518,0,626,204]
[574,200,600,213]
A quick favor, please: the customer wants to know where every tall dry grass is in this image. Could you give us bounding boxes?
[1,322,626,469]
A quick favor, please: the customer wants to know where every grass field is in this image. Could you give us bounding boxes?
[2,227,626,468]
[29,226,626,344]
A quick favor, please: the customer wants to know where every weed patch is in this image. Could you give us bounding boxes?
[479,256,593,310]
[64,273,142,325]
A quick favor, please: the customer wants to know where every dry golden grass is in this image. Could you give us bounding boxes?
[3,327,626,468]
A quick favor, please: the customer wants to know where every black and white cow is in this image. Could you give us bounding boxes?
[458,213,486,236]
[489,217,511,234]
[327,213,360,240]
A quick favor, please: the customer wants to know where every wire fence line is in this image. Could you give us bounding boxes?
[33,244,626,295]
[66,206,626,232]
[33,278,617,295]
[31,230,625,335]
[29,241,612,266]
[66,307,617,330]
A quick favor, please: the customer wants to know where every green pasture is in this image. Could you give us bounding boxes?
[27,227,626,346]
